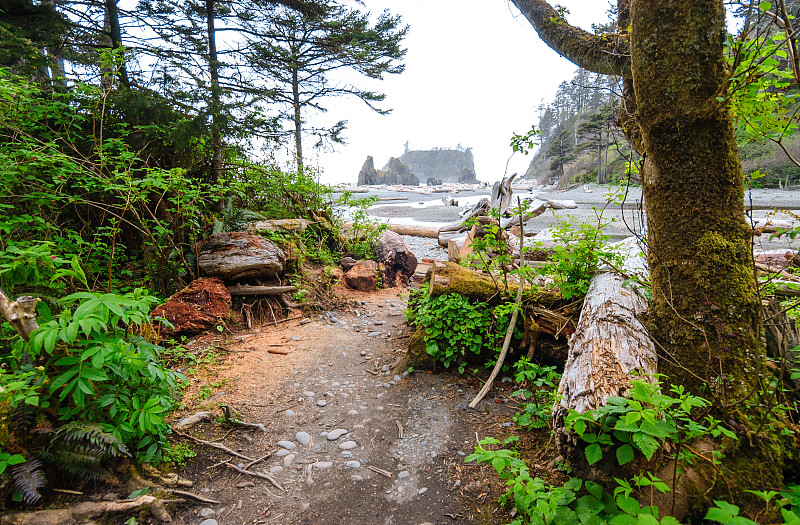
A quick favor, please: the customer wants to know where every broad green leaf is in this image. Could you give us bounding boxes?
[585,443,602,465]
[616,443,635,465]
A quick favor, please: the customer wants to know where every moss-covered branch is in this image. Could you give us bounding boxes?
[509,0,631,76]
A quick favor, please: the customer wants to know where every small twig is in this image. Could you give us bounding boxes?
[276,315,303,324]
[225,463,284,490]
[396,420,404,440]
[52,488,83,495]
[174,430,256,462]
[167,489,221,505]
[245,454,271,470]
[268,348,290,355]
[365,369,379,375]
[367,465,392,478]
[469,198,526,409]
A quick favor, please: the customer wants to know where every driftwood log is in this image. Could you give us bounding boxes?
[247,218,313,233]
[490,173,518,215]
[387,224,440,238]
[553,238,656,439]
[0,289,40,341]
[497,198,579,229]
[0,495,171,524]
[439,198,490,233]
[226,285,297,296]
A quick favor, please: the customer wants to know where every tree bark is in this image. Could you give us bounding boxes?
[0,290,39,341]
[205,0,224,212]
[631,1,762,399]
[553,238,655,431]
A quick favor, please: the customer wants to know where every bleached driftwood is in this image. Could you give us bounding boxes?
[247,218,313,233]
[439,198,490,233]
[1,495,171,524]
[497,198,579,229]
[387,224,440,238]
[553,237,656,435]
[490,173,518,215]
[0,289,40,341]
[226,285,297,296]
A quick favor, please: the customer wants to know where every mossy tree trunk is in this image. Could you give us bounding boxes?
[510,0,785,514]
[630,1,762,401]
[511,0,762,409]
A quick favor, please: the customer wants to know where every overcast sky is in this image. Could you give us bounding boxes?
[296,0,613,185]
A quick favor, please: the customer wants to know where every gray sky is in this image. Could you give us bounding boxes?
[302,0,612,185]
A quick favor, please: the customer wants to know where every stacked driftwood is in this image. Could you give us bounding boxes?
[435,174,578,263]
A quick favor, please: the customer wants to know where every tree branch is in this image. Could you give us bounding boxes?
[509,0,631,76]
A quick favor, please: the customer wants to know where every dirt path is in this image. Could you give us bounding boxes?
[170,287,515,525]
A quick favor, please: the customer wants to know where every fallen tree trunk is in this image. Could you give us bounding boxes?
[226,285,297,296]
[387,224,439,238]
[1,495,170,524]
[553,238,656,440]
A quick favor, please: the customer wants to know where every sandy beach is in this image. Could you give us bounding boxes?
[351,183,800,259]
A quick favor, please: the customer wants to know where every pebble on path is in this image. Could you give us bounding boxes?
[277,440,296,449]
[326,428,348,440]
[338,440,357,450]
[295,431,311,446]
[316,399,327,407]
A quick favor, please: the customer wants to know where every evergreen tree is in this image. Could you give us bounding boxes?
[242,2,407,171]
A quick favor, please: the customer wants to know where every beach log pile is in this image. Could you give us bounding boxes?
[434,175,578,260]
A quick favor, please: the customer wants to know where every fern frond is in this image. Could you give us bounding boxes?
[40,448,111,481]
[52,422,129,457]
[9,404,36,434]
[11,458,46,504]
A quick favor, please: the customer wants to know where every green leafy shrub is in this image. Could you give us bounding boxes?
[565,379,734,468]
[466,436,682,525]
[534,219,621,300]
[406,291,516,373]
[510,357,561,429]
[0,288,186,499]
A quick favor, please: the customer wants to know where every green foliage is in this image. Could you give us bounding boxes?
[565,379,733,467]
[534,219,622,300]
[0,68,222,295]
[1,290,185,465]
[161,442,196,467]
[510,357,561,429]
[406,291,515,373]
[466,436,681,525]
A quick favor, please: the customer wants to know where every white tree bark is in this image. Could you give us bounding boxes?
[553,238,655,432]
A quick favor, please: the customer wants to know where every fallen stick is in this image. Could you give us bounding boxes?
[245,453,272,470]
[469,201,526,408]
[52,488,83,495]
[267,348,290,355]
[396,420,404,440]
[225,463,284,491]
[367,465,393,478]
[167,489,220,505]
[226,285,298,296]
[173,430,256,462]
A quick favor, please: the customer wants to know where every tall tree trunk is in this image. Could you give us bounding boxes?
[205,0,224,211]
[104,0,130,88]
[631,0,762,401]
[292,65,303,173]
[510,0,788,514]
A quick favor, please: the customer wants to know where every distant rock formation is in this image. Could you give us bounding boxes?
[459,167,478,183]
[358,156,380,185]
[357,156,419,186]
[393,148,477,184]
[426,177,443,186]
